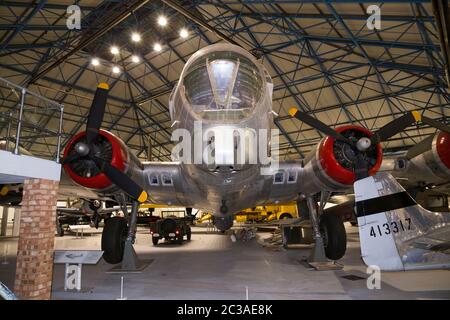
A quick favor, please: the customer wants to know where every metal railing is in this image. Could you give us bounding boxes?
[0,76,64,163]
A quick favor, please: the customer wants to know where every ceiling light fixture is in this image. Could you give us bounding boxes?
[91,58,100,66]
[154,43,162,52]
[131,55,140,63]
[131,32,141,42]
[112,66,120,74]
[110,46,119,55]
[157,15,168,26]
[179,28,189,39]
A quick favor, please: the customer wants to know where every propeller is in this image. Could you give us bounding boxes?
[405,135,434,160]
[369,111,420,145]
[86,83,109,145]
[288,107,450,179]
[63,83,148,203]
[288,108,353,144]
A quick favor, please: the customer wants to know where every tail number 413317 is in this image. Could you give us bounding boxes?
[370,218,411,238]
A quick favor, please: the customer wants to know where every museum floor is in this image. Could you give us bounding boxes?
[1,224,450,300]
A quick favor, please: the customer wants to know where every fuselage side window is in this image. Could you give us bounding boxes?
[161,173,173,186]
[273,171,285,184]
[149,174,159,186]
[287,170,297,184]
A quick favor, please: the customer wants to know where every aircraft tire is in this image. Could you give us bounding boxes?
[101,217,127,264]
[279,213,293,220]
[186,227,192,241]
[56,221,64,237]
[320,213,347,260]
[152,237,159,246]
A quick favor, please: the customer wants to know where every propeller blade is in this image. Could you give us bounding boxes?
[86,83,109,145]
[354,152,370,181]
[92,157,148,203]
[61,152,81,165]
[370,111,420,145]
[289,108,353,144]
[421,116,450,134]
[406,134,434,160]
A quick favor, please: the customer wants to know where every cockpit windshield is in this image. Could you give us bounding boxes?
[182,51,263,121]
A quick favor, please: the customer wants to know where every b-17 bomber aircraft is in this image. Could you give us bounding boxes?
[61,43,450,270]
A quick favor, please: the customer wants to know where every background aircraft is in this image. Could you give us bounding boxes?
[55,199,123,236]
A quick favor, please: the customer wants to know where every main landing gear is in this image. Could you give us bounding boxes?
[102,217,127,263]
[101,201,149,271]
[300,191,347,266]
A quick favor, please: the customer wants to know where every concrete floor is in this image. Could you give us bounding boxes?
[1,224,449,300]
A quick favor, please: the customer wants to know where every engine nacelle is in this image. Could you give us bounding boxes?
[423,131,450,177]
[389,131,450,184]
[302,125,383,192]
[63,130,142,193]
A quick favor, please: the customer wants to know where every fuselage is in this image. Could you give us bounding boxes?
[165,43,279,216]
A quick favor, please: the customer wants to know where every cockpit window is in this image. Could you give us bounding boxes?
[183,51,263,121]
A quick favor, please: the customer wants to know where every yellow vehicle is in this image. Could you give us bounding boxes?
[197,213,212,223]
[235,203,298,223]
[139,203,180,209]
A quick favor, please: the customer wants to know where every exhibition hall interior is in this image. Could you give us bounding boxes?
[0,0,449,301]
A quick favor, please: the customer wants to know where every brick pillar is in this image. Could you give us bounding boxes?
[14,178,59,300]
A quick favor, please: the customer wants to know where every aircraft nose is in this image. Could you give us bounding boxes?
[180,46,264,122]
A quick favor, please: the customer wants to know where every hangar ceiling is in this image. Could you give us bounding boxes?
[0,0,449,161]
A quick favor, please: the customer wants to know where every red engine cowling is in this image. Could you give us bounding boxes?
[419,131,450,180]
[63,130,129,191]
[302,125,383,191]
[388,131,449,186]
[435,131,450,170]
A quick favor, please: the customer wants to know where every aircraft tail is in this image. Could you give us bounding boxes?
[354,172,450,271]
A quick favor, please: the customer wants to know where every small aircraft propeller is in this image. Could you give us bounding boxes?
[288,107,450,179]
[62,83,148,203]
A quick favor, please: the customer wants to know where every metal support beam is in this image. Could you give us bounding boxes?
[161,0,243,48]
[1,207,8,237]
[28,0,150,84]
[0,0,48,50]
[432,0,450,87]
